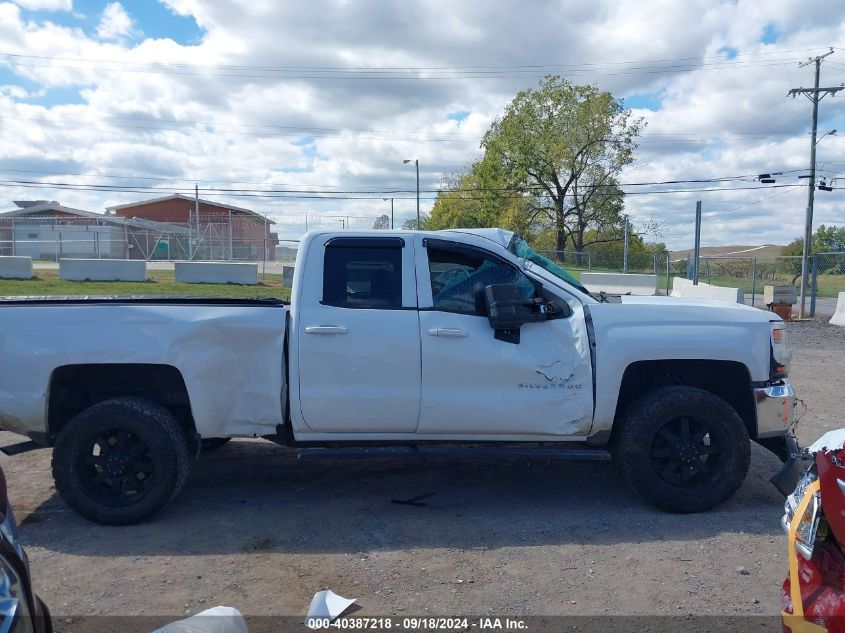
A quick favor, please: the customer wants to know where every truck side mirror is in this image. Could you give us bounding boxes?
[483,284,535,331]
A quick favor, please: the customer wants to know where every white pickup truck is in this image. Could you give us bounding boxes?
[0,228,799,524]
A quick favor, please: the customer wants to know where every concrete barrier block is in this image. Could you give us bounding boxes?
[581,272,657,296]
[282,265,295,288]
[671,277,744,304]
[831,292,845,327]
[175,261,258,285]
[0,256,33,279]
[60,259,147,282]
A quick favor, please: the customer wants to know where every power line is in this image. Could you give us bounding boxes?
[0,178,802,201]
[0,169,807,192]
[0,52,814,81]
[0,111,819,144]
[1,47,822,71]
[663,185,804,230]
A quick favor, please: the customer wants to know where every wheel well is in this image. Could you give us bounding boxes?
[47,364,196,442]
[613,360,756,439]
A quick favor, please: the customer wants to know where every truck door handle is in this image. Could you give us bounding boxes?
[305,325,348,335]
[428,328,468,338]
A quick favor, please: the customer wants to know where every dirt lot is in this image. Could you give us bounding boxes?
[1,320,843,628]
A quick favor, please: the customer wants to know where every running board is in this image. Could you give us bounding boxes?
[296,445,611,462]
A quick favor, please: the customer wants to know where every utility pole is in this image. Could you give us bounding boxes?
[789,48,842,318]
[692,201,702,285]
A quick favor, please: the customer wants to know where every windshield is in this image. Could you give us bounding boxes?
[508,236,593,296]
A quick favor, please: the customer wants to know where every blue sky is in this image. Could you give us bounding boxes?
[24,0,203,45]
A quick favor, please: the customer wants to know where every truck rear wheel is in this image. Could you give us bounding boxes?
[51,397,191,525]
[613,385,750,513]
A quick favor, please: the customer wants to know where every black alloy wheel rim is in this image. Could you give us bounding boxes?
[77,429,155,505]
[650,416,722,486]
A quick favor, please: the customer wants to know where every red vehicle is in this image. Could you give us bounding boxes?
[0,466,52,633]
[783,430,845,632]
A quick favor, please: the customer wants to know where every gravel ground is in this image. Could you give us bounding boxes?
[1,319,842,629]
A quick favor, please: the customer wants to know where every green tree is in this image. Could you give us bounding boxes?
[429,160,535,237]
[401,213,431,230]
[815,224,845,253]
[479,76,643,255]
[372,214,390,230]
[780,224,845,279]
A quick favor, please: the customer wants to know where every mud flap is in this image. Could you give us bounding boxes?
[760,434,809,497]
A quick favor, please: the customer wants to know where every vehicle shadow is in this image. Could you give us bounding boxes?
[17,438,787,557]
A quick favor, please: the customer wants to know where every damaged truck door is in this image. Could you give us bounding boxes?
[415,239,593,437]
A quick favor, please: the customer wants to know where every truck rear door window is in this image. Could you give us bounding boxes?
[323,245,403,308]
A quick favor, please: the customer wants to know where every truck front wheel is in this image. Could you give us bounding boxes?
[613,385,750,513]
[51,397,191,525]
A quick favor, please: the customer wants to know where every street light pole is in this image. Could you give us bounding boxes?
[404,158,420,229]
[383,198,394,229]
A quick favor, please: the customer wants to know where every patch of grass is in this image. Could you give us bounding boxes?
[0,270,292,301]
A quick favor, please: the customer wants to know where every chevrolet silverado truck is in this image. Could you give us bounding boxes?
[0,228,799,524]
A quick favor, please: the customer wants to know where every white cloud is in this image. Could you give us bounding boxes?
[12,0,71,10]
[0,0,843,245]
[96,2,135,41]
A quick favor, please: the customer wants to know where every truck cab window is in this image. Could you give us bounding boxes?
[427,246,536,315]
[323,245,402,308]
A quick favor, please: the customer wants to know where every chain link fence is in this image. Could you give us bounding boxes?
[0,213,384,264]
[535,249,674,294]
[531,248,844,313]
[669,252,845,315]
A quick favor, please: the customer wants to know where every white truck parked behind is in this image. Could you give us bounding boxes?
[0,229,799,524]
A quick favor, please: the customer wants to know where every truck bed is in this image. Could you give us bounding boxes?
[0,297,287,439]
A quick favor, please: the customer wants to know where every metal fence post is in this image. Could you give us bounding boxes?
[587,252,591,271]
[811,254,819,317]
[10,218,15,256]
[751,257,757,308]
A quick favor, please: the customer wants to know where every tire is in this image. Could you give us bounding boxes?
[201,437,232,452]
[613,385,750,513]
[51,397,191,525]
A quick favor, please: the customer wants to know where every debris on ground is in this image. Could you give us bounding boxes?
[153,606,249,633]
[305,589,356,629]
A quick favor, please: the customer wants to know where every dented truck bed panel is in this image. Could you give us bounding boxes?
[0,300,286,438]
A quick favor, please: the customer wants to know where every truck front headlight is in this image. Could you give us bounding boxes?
[771,322,791,379]
[783,467,823,560]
